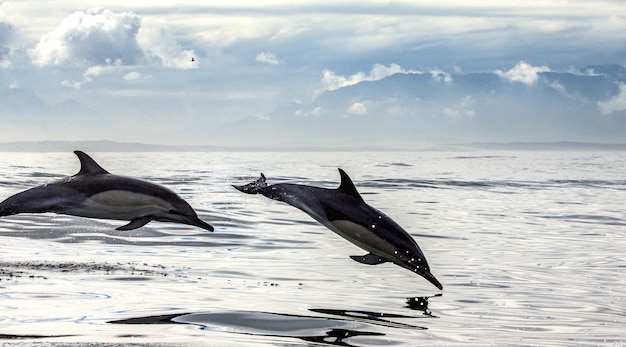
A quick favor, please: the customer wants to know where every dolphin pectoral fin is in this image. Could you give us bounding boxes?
[350,253,389,265]
[116,217,153,231]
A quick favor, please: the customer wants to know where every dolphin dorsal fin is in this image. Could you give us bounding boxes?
[74,150,109,175]
[337,168,363,201]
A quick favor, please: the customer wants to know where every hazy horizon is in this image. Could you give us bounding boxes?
[1,139,626,153]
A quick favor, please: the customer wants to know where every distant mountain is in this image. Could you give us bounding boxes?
[1,140,624,152]
[466,141,626,151]
[212,63,626,146]
[0,140,226,152]
[4,63,626,148]
[0,88,98,118]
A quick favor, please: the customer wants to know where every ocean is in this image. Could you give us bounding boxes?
[0,151,624,346]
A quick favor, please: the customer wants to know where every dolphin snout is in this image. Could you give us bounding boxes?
[183,215,214,232]
[167,213,213,231]
[418,269,443,290]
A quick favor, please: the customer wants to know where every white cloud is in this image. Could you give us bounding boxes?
[30,8,143,66]
[123,71,142,81]
[137,26,196,69]
[495,61,550,85]
[61,65,121,89]
[84,65,117,78]
[346,102,368,116]
[256,51,280,65]
[321,63,417,91]
[294,106,321,117]
[549,80,566,93]
[61,79,81,89]
[27,8,196,70]
[598,83,626,115]
[430,69,453,83]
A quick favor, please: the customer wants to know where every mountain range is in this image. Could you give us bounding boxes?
[210,64,626,147]
[2,64,626,148]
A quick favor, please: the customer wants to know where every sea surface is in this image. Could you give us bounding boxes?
[0,151,624,346]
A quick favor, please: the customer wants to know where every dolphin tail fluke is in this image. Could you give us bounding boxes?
[232,173,268,194]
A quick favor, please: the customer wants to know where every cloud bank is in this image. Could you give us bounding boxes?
[27,7,195,70]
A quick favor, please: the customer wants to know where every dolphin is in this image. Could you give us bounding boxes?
[233,169,442,290]
[0,151,214,231]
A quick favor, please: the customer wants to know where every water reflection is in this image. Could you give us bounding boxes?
[309,309,427,329]
[299,329,384,346]
[0,333,73,340]
[109,307,434,346]
[405,294,442,317]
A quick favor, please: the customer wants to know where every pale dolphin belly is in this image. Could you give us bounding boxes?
[328,220,399,260]
[65,190,173,220]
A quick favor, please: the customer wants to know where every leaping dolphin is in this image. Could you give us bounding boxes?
[233,169,442,290]
[0,151,214,231]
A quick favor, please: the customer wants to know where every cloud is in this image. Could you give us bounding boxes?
[346,102,368,116]
[137,26,196,69]
[495,61,550,85]
[256,51,280,65]
[442,95,476,120]
[294,106,321,117]
[123,71,142,81]
[83,65,117,78]
[61,65,121,89]
[321,63,417,91]
[430,69,453,83]
[549,80,566,93]
[30,8,143,66]
[598,83,626,115]
[27,7,196,71]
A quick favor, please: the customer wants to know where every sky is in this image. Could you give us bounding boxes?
[1,1,626,147]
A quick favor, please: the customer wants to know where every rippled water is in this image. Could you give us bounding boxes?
[0,151,625,346]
